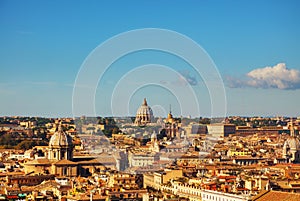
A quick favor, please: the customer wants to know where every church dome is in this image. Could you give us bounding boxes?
[49,124,72,148]
[286,137,300,150]
[134,98,154,125]
[136,98,153,116]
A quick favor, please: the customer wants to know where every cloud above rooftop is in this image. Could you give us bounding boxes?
[227,63,300,90]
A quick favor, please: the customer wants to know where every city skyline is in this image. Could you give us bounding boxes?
[1,1,300,117]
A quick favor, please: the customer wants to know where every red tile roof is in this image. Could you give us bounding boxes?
[253,190,300,201]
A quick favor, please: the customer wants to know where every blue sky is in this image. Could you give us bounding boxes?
[1,0,300,117]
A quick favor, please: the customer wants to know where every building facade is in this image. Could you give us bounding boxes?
[207,124,236,138]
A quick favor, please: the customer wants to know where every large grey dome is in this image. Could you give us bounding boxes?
[49,124,72,148]
[134,98,154,125]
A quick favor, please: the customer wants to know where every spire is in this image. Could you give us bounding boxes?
[57,119,63,132]
[290,118,295,137]
[167,104,173,120]
[143,98,147,106]
[58,123,63,132]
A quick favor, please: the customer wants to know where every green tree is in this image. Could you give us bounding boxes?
[112,127,120,134]
[17,141,37,150]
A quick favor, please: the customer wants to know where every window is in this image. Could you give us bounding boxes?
[63,167,67,176]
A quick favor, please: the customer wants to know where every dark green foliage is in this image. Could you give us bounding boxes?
[16,140,47,150]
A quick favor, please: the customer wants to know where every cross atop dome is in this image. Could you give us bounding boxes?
[143,98,148,106]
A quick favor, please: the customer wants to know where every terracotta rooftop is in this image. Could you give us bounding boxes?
[252,190,300,201]
[53,159,77,165]
[65,194,107,201]
[25,158,51,165]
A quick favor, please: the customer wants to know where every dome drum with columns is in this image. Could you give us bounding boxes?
[48,124,73,161]
[24,122,112,177]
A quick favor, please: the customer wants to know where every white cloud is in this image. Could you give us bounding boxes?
[227,63,300,90]
[247,63,300,89]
